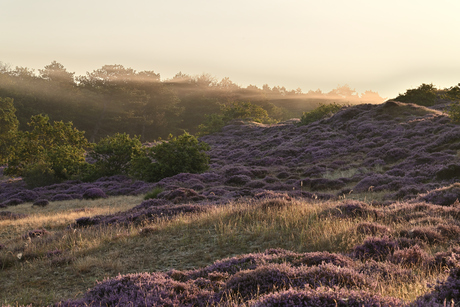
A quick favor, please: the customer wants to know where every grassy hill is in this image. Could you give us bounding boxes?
[1,100,460,306]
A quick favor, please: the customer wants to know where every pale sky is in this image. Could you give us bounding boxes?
[1,0,460,98]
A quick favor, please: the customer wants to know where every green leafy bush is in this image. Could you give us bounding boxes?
[448,102,460,123]
[198,101,275,135]
[5,114,89,186]
[0,97,19,164]
[86,133,143,180]
[130,132,210,182]
[395,83,438,106]
[299,102,343,125]
[144,187,164,200]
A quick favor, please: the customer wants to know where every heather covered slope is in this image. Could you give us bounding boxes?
[2,100,460,207]
[1,100,460,306]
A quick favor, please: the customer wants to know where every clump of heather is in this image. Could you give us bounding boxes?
[352,236,398,261]
[399,226,444,245]
[50,194,77,202]
[82,187,107,199]
[291,251,355,268]
[413,265,460,307]
[420,183,460,206]
[252,286,403,307]
[32,199,49,207]
[1,198,23,206]
[356,222,391,236]
[390,245,433,267]
[358,260,416,283]
[0,211,27,220]
[323,200,379,219]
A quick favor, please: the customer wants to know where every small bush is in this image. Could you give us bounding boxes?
[144,187,164,200]
[82,188,107,200]
[395,83,438,106]
[130,132,210,182]
[299,103,343,125]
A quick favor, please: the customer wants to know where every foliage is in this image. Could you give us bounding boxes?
[395,83,438,106]
[4,114,89,187]
[144,187,164,200]
[0,97,19,164]
[299,102,343,125]
[86,133,142,179]
[448,101,460,123]
[198,101,275,135]
[130,132,210,182]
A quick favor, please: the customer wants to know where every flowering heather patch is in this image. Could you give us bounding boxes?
[399,226,445,245]
[420,183,460,206]
[74,203,207,227]
[352,236,398,261]
[157,188,206,203]
[225,175,252,186]
[32,199,49,207]
[252,287,404,307]
[356,222,391,236]
[0,211,27,220]
[413,265,460,306]
[50,194,78,202]
[358,260,416,283]
[390,245,434,267]
[322,200,379,219]
[291,251,356,268]
[82,187,107,199]
[1,198,23,206]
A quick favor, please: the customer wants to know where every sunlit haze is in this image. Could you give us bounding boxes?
[2,0,460,98]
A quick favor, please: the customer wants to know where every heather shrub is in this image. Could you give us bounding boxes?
[355,222,390,236]
[82,188,107,199]
[413,265,460,306]
[299,102,343,125]
[50,194,76,202]
[323,200,378,219]
[224,263,295,299]
[225,175,252,186]
[399,226,444,244]
[352,236,398,261]
[32,199,49,207]
[358,260,416,283]
[1,198,23,206]
[436,164,460,180]
[390,245,433,267]
[291,252,355,268]
[421,184,460,206]
[0,211,28,220]
[253,287,404,307]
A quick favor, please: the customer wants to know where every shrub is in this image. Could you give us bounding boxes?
[299,103,343,125]
[5,114,89,186]
[82,188,107,200]
[395,83,438,106]
[130,132,210,182]
[144,187,164,200]
[448,101,460,123]
[32,199,49,207]
[87,133,143,179]
[352,236,398,262]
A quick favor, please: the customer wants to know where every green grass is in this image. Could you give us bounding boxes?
[0,195,453,306]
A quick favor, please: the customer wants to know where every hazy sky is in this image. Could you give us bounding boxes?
[2,0,460,98]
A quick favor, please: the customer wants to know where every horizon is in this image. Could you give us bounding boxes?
[2,0,460,99]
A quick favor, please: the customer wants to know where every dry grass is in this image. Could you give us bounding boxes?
[0,195,453,306]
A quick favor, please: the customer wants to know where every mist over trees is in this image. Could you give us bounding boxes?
[0,61,385,142]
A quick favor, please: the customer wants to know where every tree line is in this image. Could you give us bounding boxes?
[0,61,385,142]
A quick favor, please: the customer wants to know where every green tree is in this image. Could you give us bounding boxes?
[5,114,89,186]
[39,61,75,86]
[130,132,210,182]
[0,97,19,164]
